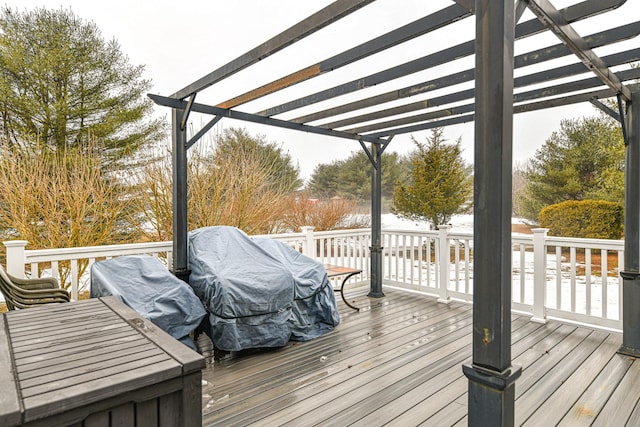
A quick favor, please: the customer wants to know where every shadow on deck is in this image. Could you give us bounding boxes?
[200,287,640,426]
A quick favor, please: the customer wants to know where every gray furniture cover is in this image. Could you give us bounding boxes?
[188,226,340,352]
[90,255,207,350]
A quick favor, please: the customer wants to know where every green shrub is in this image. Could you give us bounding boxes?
[539,200,623,239]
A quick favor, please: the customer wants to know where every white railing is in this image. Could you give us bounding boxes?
[3,227,625,331]
[378,227,623,330]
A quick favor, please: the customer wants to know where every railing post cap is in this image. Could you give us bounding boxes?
[3,240,28,248]
[301,226,315,232]
[531,228,549,234]
[438,224,452,230]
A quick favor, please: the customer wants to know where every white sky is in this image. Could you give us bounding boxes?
[3,0,637,180]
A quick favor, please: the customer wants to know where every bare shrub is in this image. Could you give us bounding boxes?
[135,141,292,238]
[0,141,135,287]
[279,191,370,232]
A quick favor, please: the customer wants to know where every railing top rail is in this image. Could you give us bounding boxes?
[512,235,535,245]
[15,227,628,264]
[545,236,624,250]
[447,231,474,240]
[259,232,305,241]
[382,228,439,237]
[24,241,173,263]
[313,228,371,237]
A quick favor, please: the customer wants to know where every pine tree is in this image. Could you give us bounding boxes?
[391,128,473,229]
[0,6,164,164]
[518,116,624,223]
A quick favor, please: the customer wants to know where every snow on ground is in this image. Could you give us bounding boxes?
[381,213,526,233]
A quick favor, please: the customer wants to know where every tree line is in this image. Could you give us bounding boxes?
[0,6,629,267]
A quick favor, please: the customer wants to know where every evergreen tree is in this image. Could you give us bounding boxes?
[518,116,624,223]
[214,127,302,192]
[391,128,473,229]
[307,150,410,202]
[0,6,164,164]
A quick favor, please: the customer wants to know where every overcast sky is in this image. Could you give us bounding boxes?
[3,0,636,180]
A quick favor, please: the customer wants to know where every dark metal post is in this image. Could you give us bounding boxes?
[369,142,384,297]
[620,88,640,356]
[462,1,521,425]
[172,108,190,283]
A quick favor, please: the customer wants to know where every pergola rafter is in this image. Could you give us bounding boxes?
[149,0,640,424]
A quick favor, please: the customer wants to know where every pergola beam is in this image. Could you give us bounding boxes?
[171,0,375,100]
[148,94,385,144]
[364,88,615,138]
[259,0,615,118]
[216,4,472,109]
[526,0,632,102]
[291,17,639,125]
[331,44,640,132]
[349,66,640,135]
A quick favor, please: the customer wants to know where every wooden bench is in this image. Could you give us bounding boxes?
[324,264,363,311]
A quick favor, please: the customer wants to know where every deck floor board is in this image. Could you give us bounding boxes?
[201,287,639,426]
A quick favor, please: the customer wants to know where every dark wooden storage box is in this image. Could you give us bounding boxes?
[0,296,205,426]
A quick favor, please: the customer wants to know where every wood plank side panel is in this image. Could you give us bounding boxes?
[109,402,135,427]
[81,410,109,427]
[136,399,159,427]
[159,391,182,427]
[21,378,184,427]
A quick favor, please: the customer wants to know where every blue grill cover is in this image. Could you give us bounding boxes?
[90,255,207,350]
[188,226,340,351]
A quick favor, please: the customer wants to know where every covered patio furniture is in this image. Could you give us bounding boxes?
[90,255,207,350]
[188,226,340,352]
[0,264,70,310]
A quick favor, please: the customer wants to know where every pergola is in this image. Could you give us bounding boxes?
[149,1,640,424]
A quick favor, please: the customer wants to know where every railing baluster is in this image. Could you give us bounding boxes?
[51,261,59,282]
[570,246,576,314]
[394,234,399,281]
[519,244,525,304]
[585,249,592,316]
[429,237,434,289]
[409,235,415,285]
[71,259,79,300]
[341,237,346,266]
[464,239,470,294]
[403,235,408,284]
[601,249,608,318]
[417,236,423,287]
[556,246,562,310]
[454,239,460,292]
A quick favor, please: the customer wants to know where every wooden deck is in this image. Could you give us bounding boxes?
[200,287,640,426]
